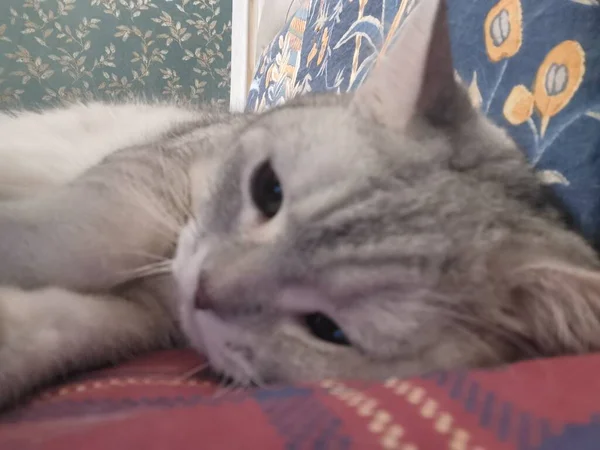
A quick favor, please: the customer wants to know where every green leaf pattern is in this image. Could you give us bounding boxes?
[0,0,231,108]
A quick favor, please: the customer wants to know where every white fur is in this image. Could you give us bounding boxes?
[0,285,172,403]
[0,102,198,199]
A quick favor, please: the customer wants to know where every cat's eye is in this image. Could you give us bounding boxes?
[303,313,351,346]
[250,160,282,219]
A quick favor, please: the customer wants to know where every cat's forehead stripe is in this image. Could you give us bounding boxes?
[294,184,372,224]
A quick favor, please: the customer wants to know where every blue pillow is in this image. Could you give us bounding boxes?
[248,0,600,247]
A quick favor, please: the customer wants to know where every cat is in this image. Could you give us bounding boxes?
[1,0,600,410]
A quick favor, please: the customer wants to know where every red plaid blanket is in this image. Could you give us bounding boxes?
[0,350,598,449]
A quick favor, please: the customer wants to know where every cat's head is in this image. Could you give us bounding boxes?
[173,0,600,385]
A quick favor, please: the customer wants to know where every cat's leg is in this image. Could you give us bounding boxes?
[0,102,198,200]
[0,285,179,409]
[0,142,191,291]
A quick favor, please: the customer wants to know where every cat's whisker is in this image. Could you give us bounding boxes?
[123,265,172,278]
[119,260,174,282]
[74,245,174,266]
[119,253,172,265]
[178,362,210,381]
[225,349,263,390]
[122,260,173,273]
[127,182,186,237]
[213,378,236,398]
[117,250,172,262]
[131,266,172,277]
[121,270,172,283]
[238,359,265,390]
[251,372,267,390]
[208,348,258,398]
[232,383,248,396]
[137,215,180,240]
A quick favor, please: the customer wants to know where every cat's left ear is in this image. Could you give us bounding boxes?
[352,0,462,129]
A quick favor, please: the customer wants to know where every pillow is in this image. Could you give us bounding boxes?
[247,0,600,247]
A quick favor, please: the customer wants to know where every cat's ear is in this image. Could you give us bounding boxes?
[352,0,461,128]
[502,259,600,355]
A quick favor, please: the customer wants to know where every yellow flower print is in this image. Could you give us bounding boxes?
[307,43,318,66]
[533,40,586,136]
[317,27,329,66]
[306,27,329,67]
[484,0,523,63]
[379,0,411,60]
[503,85,534,125]
[350,0,368,85]
[500,40,589,166]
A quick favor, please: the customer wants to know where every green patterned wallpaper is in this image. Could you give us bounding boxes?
[0,0,232,109]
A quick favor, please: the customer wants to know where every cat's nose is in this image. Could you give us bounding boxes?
[194,275,215,311]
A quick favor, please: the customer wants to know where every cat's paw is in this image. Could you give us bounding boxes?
[0,286,93,409]
[0,287,45,409]
[0,284,178,411]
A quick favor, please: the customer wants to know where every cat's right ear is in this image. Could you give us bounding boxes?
[352,0,462,129]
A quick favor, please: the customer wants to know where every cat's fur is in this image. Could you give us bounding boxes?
[1,0,600,409]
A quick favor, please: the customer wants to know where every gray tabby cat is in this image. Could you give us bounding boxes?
[1,0,600,409]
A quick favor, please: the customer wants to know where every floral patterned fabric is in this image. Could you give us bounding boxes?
[0,0,232,108]
[248,0,600,247]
